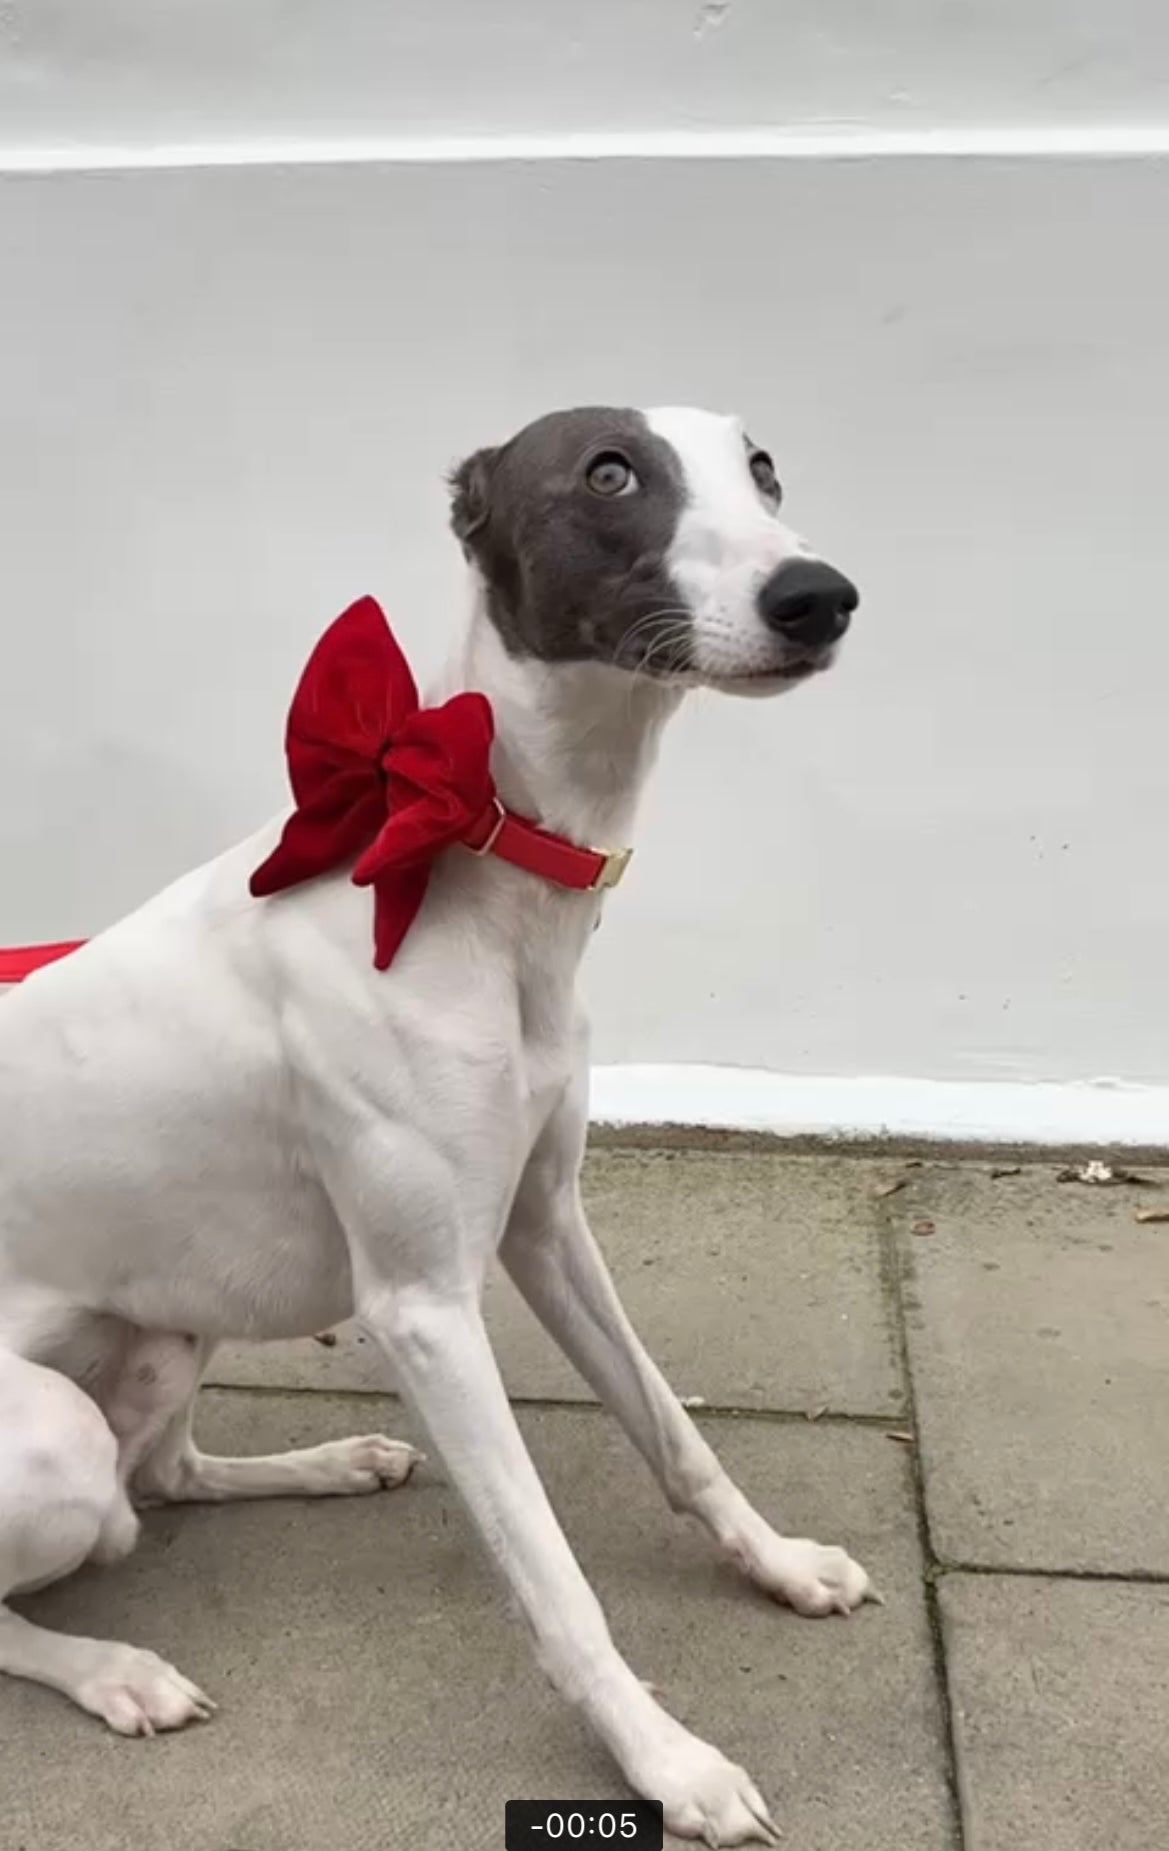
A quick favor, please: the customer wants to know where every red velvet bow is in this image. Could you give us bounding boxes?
[250,596,495,969]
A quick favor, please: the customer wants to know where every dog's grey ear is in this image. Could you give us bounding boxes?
[448,446,498,551]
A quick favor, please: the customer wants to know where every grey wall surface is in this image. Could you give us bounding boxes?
[4,0,1168,150]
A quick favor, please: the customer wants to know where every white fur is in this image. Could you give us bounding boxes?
[645,405,818,686]
[0,409,871,1843]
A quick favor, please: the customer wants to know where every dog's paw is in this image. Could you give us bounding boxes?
[743,1534,878,1616]
[639,1736,779,1845]
[75,1645,216,1736]
[303,1433,423,1495]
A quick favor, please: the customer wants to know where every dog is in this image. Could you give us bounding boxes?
[0,405,869,1846]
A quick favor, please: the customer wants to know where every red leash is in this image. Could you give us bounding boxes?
[0,940,86,983]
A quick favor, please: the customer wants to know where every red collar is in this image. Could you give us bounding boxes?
[0,597,631,984]
[462,798,632,893]
[250,597,632,967]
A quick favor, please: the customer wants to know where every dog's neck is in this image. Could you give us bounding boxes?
[434,585,683,853]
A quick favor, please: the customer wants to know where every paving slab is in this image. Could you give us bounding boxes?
[2,1390,951,1851]
[940,1572,1169,1851]
[211,1150,905,1416]
[894,1159,1169,1572]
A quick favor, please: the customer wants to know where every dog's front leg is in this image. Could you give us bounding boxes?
[501,1080,878,1618]
[335,1170,777,1844]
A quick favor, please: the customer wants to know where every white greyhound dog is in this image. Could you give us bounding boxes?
[0,405,870,1846]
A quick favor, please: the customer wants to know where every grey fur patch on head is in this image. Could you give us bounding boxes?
[448,407,690,674]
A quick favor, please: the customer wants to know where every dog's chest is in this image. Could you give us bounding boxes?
[513,954,581,1120]
[517,1027,575,1147]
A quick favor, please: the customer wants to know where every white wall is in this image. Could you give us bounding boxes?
[4,0,1169,152]
[2,5,1168,1119]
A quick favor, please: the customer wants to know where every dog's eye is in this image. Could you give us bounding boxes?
[749,451,782,503]
[586,452,638,497]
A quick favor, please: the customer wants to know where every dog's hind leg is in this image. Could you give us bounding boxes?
[131,1340,420,1505]
[0,1349,214,1734]
[502,1081,878,1619]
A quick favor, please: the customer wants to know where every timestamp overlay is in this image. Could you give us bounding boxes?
[505,1801,664,1850]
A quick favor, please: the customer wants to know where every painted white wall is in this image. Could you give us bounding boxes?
[1,7,1167,1118]
[3,0,1169,155]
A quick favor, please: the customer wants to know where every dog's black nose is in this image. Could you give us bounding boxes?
[758,560,858,648]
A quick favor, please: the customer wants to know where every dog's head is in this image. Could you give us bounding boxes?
[449,405,857,695]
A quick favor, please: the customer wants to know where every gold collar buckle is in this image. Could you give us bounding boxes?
[590,846,633,891]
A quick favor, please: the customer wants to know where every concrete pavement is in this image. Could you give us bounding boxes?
[3,1146,1167,1850]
